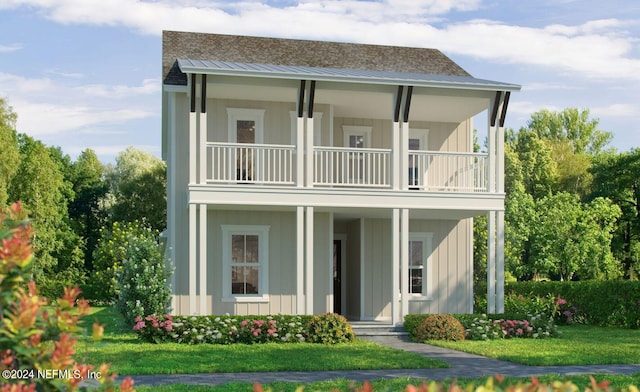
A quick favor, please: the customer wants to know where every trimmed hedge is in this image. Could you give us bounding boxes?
[477,281,640,328]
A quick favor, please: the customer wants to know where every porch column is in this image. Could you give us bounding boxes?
[496,92,509,313]
[199,75,207,184]
[305,81,316,187]
[188,203,197,314]
[400,208,409,318]
[392,86,403,190]
[296,206,304,313]
[189,74,197,184]
[487,211,496,314]
[400,86,413,191]
[198,204,207,314]
[391,209,400,325]
[305,206,314,314]
[188,74,199,314]
[296,81,305,187]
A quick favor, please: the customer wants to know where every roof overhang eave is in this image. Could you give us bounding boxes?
[177,64,522,93]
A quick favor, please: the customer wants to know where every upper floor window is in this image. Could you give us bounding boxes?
[227,108,265,144]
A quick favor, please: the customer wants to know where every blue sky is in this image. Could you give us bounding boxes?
[0,0,638,163]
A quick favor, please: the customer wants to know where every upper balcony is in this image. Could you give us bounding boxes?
[205,142,488,192]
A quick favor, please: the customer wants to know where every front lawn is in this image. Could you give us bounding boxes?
[134,373,640,391]
[77,307,447,375]
[428,325,640,366]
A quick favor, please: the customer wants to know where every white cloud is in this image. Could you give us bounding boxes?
[11,99,154,136]
[592,103,639,118]
[65,144,160,157]
[3,0,638,81]
[75,78,160,98]
[0,43,23,52]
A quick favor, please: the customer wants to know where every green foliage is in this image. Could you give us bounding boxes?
[68,148,109,272]
[0,203,134,391]
[416,314,465,342]
[115,225,172,324]
[92,220,152,301]
[305,313,355,344]
[590,149,640,279]
[107,147,167,231]
[134,314,312,344]
[527,108,612,155]
[500,281,640,328]
[0,99,20,207]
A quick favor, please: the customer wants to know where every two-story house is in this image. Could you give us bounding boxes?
[161,31,519,324]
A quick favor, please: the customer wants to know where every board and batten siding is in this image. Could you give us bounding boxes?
[172,209,333,316]
[407,218,472,315]
[333,117,472,152]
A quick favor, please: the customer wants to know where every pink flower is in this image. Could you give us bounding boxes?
[252,330,259,337]
[267,328,276,336]
[241,319,248,327]
[516,328,523,336]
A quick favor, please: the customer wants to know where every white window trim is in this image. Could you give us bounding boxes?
[408,232,434,301]
[289,111,323,145]
[343,125,372,148]
[409,128,430,151]
[227,108,265,144]
[221,224,270,303]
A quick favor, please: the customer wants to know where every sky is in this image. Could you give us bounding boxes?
[0,0,639,163]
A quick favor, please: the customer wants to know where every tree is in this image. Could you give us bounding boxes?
[526,108,612,155]
[107,147,166,231]
[528,193,621,281]
[590,149,640,278]
[511,130,557,200]
[7,134,84,296]
[0,99,20,206]
[69,149,109,271]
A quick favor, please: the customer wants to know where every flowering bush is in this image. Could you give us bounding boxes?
[92,221,150,301]
[464,314,503,341]
[0,202,135,391]
[114,224,172,325]
[132,314,173,343]
[134,314,310,344]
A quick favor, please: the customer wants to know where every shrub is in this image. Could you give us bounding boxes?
[416,314,465,342]
[134,314,311,344]
[0,202,135,391]
[92,220,150,301]
[464,314,503,341]
[115,226,172,325]
[477,281,640,328]
[306,313,355,344]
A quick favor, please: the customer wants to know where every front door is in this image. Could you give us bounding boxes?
[236,120,255,181]
[333,239,342,314]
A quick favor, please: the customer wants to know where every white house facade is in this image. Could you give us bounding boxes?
[161,31,520,324]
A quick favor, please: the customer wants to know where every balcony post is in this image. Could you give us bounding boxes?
[296,80,306,187]
[199,75,207,184]
[189,74,197,185]
[400,208,409,318]
[305,206,314,314]
[305,81,316,187]
[392,86,403,190]
[199,204,207,314]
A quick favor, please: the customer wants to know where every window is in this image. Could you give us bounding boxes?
[408,233,433,298]
[222,225,270,302]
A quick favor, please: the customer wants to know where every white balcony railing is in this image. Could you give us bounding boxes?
[408,151,488,192]
[206,142,296,185]
[204,142,489,192]
[314,146,391,187]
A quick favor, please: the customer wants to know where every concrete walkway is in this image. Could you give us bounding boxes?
[126,335,640,387]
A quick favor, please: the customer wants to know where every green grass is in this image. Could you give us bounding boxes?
[134,373,640,391]
[427,325,640,366]
[77,308,447,375]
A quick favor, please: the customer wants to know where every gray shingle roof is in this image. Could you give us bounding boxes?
[162,31,473,86]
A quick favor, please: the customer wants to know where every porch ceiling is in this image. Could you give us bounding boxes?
[201,75,493,123]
